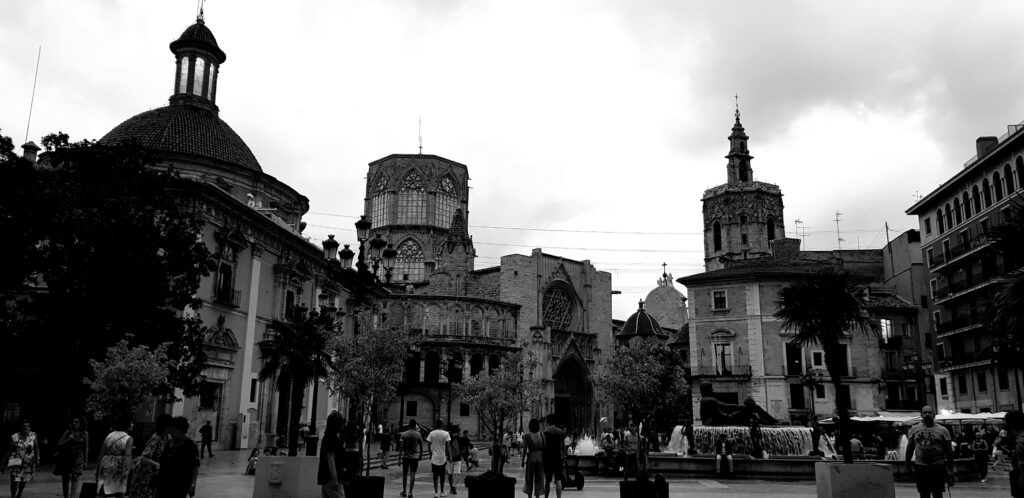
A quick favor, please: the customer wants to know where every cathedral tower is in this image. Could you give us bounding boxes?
[363,154,475,290]
[701,108,786,271]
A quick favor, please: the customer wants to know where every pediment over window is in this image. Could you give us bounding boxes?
[204,315,240,351]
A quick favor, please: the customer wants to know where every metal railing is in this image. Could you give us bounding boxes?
[692,365,753,377]
[881,368,926,380]
[213,288,242,307]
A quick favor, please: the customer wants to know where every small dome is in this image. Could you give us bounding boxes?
[99,104,261,172]
[617,300,667,341]
[169,18,226,62]
[644,284,686,330]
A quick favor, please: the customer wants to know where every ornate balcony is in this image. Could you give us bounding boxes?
[691,365,752,378]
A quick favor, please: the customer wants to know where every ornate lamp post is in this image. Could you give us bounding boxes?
[382,243,397,283]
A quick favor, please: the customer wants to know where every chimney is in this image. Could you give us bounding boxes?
[770,237,801,259]
[21,142,40,163]
[976,136,998,157]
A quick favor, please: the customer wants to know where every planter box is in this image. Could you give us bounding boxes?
[815,462,894,498]
[465,474,516,498]
[618,478,669,498]
[253,455,319,498]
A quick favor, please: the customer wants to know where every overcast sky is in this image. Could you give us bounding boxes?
[3,1,1023,319]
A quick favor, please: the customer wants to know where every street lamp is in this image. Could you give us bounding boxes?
[339,244,354,269]
[322,234,340,260]
[382,243,397,283]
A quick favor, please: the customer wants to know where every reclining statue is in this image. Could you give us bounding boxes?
[698,382,779,426]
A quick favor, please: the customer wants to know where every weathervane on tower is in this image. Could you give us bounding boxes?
[734,93,740,121]
[196,0,206,21]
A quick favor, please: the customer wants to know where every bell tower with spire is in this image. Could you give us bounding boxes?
[700,103,786,271]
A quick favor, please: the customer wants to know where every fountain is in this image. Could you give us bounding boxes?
[665,425,690,455]
[575,434,597,456]
[692,425,836,457]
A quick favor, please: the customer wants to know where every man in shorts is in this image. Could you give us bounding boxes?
[905,405,953,498]
[401,420,424,498]
[542,415,567,498]
[427,419,451,497]
[446,424,462,495]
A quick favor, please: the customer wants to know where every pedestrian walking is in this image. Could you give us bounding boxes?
[317,411,345,498]
[400,420,424,498]
[379,424,393,470]
[459,431,475,472]
[446,424,462,495]
[995,428,1011,472]
[521,418,546,498]
[427,419,451,497]
[1004,410,1023,498]
[971,435,989,483]
[2,419,40,498]
[620,424,639,481]
[904,405,953,498]
[155,417,199,498]
[54,417,90,498]
[129,414,173,498]
[541,415,566,498]
[198,421,214,459]
[714,434,734,474]
[96,419,134,498]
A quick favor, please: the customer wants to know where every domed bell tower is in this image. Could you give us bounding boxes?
[701,105,786,271]
[169,15,226,112]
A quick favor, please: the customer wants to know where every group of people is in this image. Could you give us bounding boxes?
[597,423,648,480]
[1,415,201,498]
[905,405,1024,498]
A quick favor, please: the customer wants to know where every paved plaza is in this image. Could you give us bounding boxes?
[11,448,1016,498]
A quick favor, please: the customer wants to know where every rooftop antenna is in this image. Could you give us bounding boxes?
[794,219,807,246]
[734,93,740,121]
[835,211,845,250]
[24,46,42,144]
[418,115,423,154]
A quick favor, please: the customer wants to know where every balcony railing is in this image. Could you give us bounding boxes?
[692,365,753,377]
[928,251,946,268]
[947,233,991,261]
[878,336,904,350]
[212,288,241,308]
[881,367,926,380]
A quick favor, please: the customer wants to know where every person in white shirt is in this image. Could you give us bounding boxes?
[427,419,451,497]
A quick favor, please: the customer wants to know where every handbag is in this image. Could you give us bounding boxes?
[80,482,98,498]
[6,456,23,467]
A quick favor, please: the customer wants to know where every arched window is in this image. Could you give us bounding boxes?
[962,193,971,219]
[983,178,993,207]
[470,354,484,376]
[393,239,425,282]
[370,174,391,227]
[425,305,440,335]
[488,354,500,374]
[424,351,440,385]
[178,57,189,94]
[397,171,427,224]
[972,185,982,213]
[1016,157,1024,192]
[193,57,206,97]
[936,210,945,234]
[434,175,459,228]
[994,172,1004,201]
[953,198,962,225]
[488,312,502,338]
[448,353,464,384]
[405,352,421,384]
[739,215,749,245]
[1006,164,1017,192]
[944,204,953,228]
[450,306,465,336]
[543,283,576,330]
[712,221,722,251]
[205,62,216,98]
[766,216,776,241]
[470,307,483,336]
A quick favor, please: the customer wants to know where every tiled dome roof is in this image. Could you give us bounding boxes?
[99,103,261,172]
[618,301,667,340]
[169,19,226,62]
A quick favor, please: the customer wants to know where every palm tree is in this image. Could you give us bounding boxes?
[988,199,1024,405]
[258,308,338,456]
[774,267,879,464]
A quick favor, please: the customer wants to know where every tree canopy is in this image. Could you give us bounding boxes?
[0,130,213,423]
[453,348,543,475]
[593,337,689,431]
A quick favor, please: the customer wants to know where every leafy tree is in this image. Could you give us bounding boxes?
[453,349,543,475]
[989,200,1024,404]
[257,309,339,456]
[85,339,171,424]
[0,131,213,425]
[593,337,689,446]
[774,267,879,464]
[328,309,416,474]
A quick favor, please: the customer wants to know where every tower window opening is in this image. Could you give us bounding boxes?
[397,171,427,224]
[193,57,206,97]
[205,63,215,99]
[434,176,459,228]
[542,284,576,331]
[178,57,189,94]
[713,221,722,251]
[767,216,776,241]
[393,239,425,282]
[370,174,391,227]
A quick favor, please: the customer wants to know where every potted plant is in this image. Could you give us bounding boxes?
[455,349,542,498]
[593,336,685,498]
[328,309,415,497]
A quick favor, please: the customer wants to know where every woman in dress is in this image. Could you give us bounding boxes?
[129,414,172,498]
[2,419,40,498]
[521,418,545,498]
[96,419,134,498]
[55,417,90,498]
